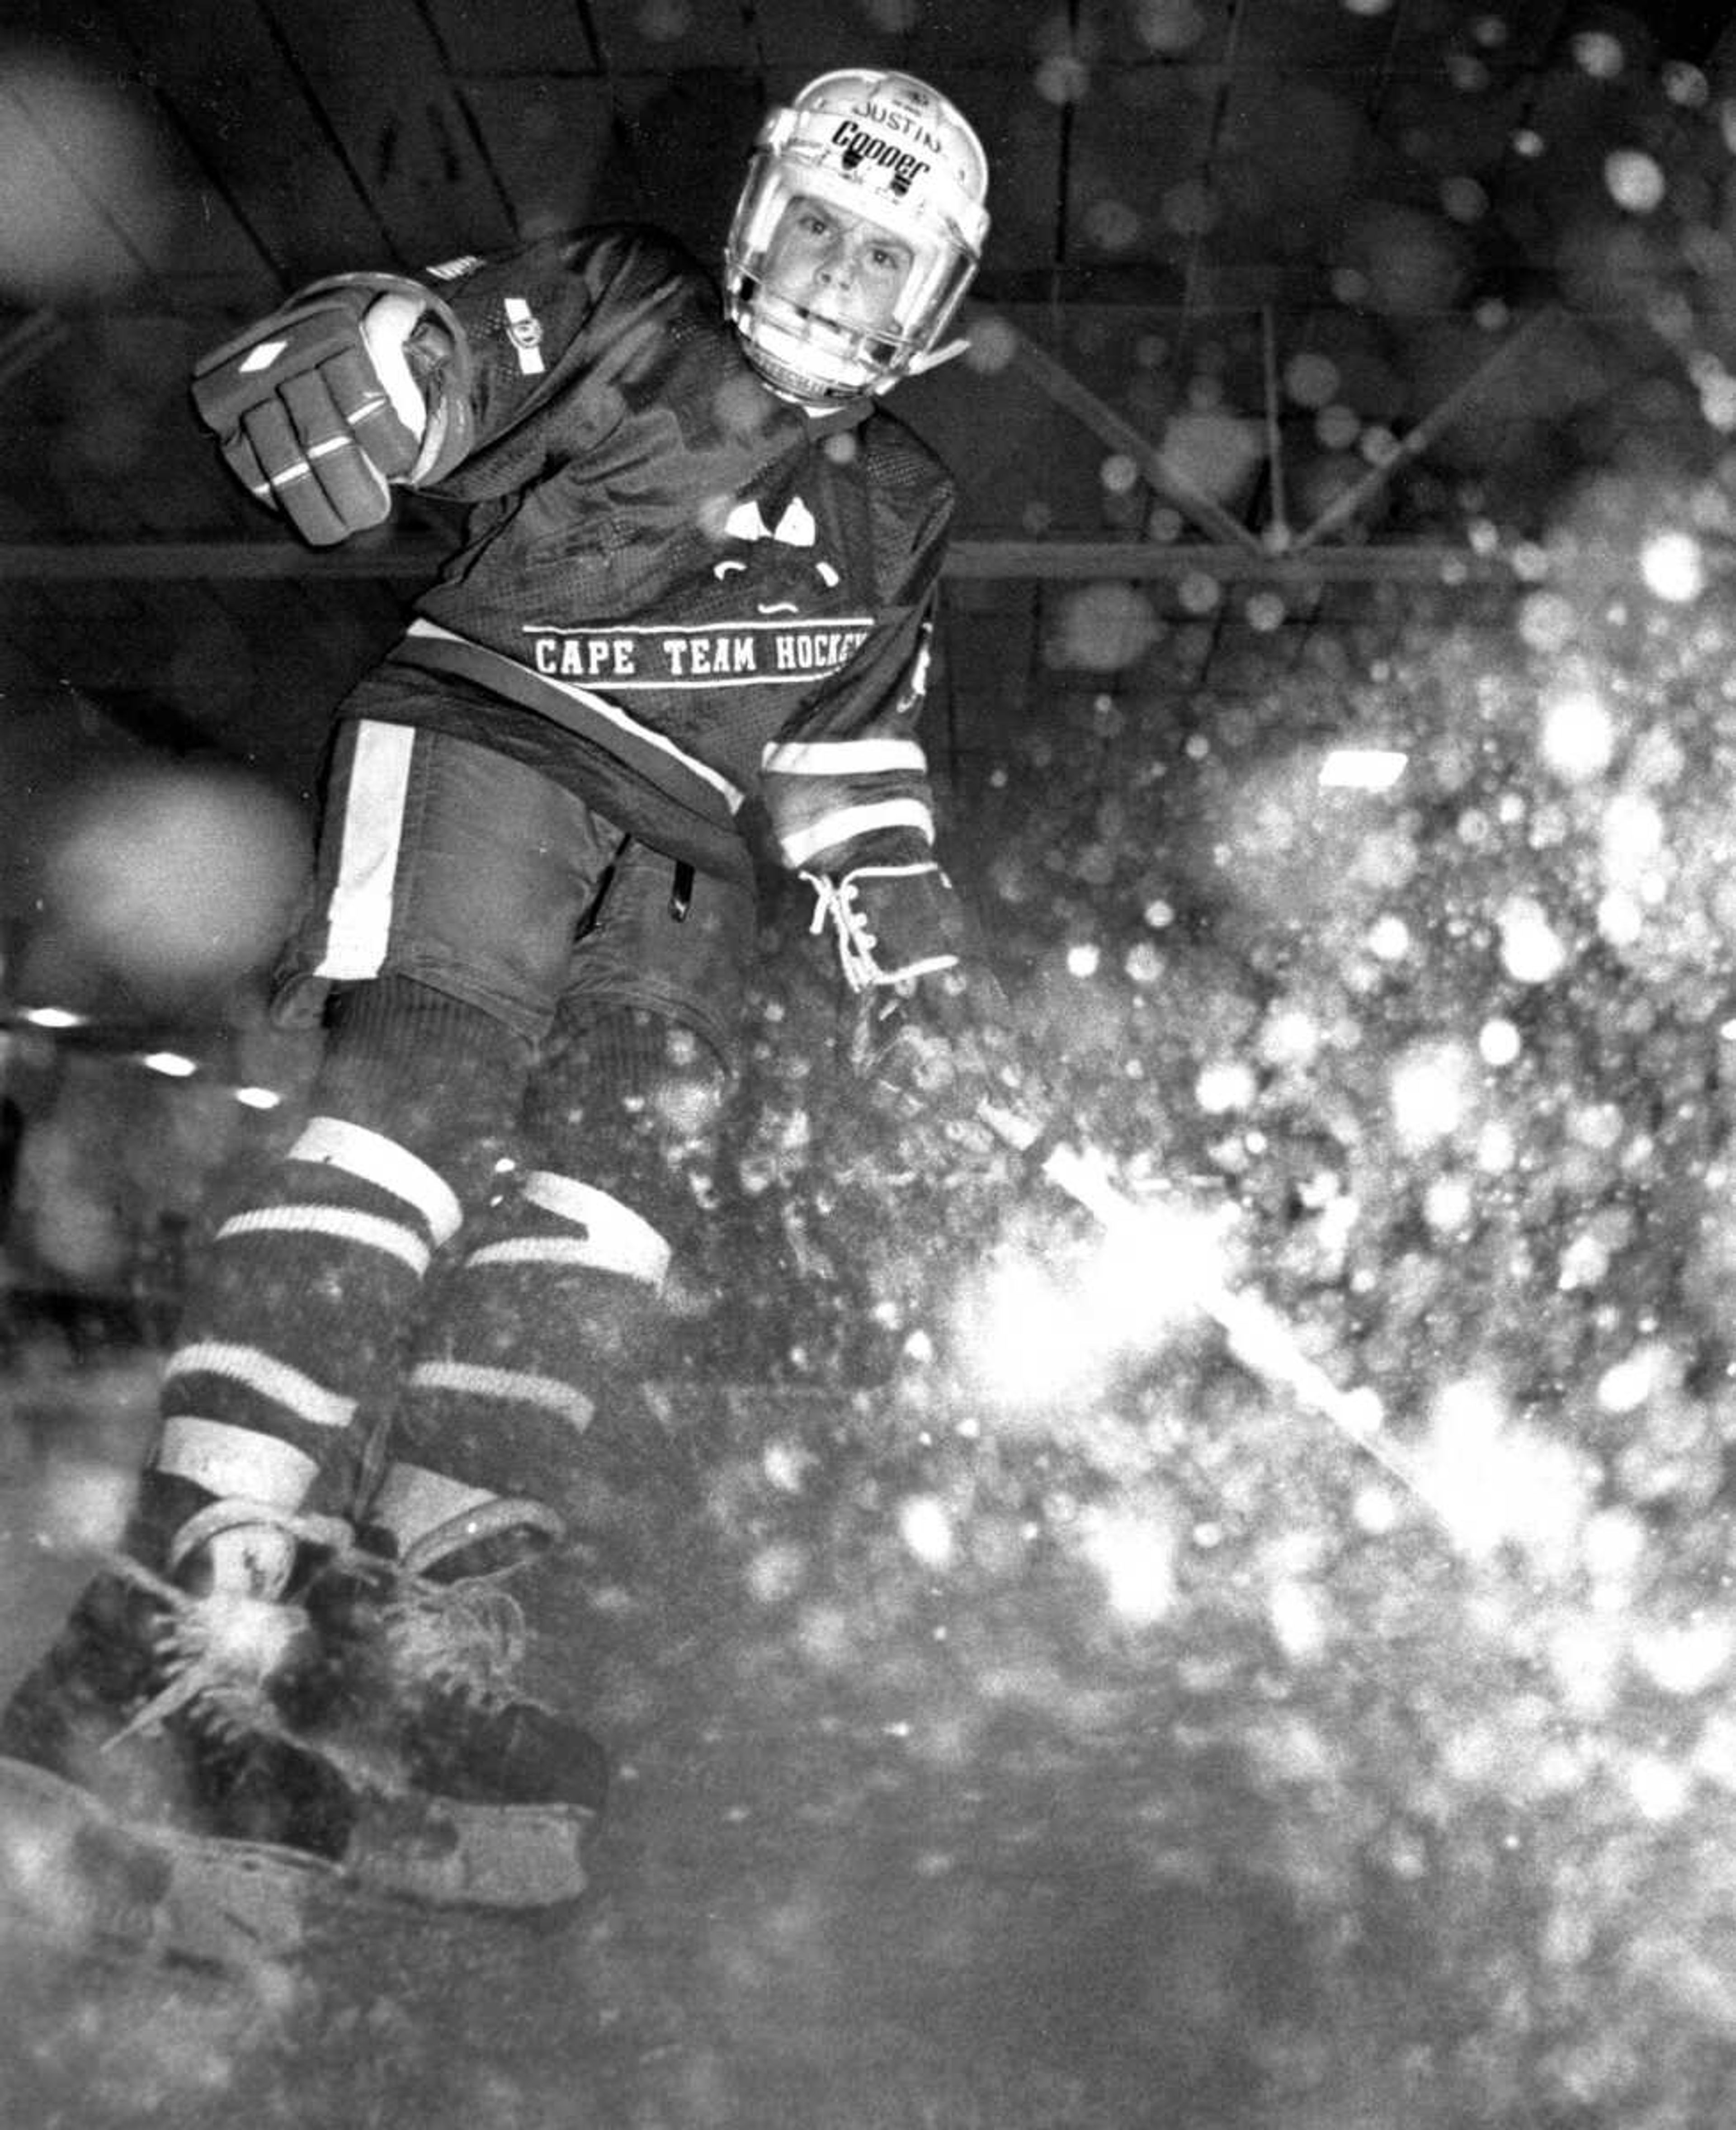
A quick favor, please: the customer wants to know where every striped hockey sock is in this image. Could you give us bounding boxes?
[152,977,529,1538]
[382,1169,675,1525]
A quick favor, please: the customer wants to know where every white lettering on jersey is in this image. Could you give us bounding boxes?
[724,494,818,548]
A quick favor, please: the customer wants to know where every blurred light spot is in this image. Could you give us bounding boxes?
[42,765,307,1005]
[897,1496,955,1570]
[961,1258,1088,1405]
[1034,54,1091,104]
[1626,1754,1692,1824]
[0,50,173,301]
[1572,30,1626,79]
[138,1051,198,1079]
[1099,452,1141,496]
[1498,897,1567,984]
[1663,61,1709,108]
[1367,914,1410,961]
[1283,352,1340,408]
[1160,409,1260,500]
[1440,175,1488,224]
[1320,747,1407,791]
[1268,1578,1329,1661]
[1177,570,1222,616]
[1640,529,1704,602]
[1316,404,1362,450]
[1245,591,1287,633]
[1605,148,1665,213]
[1583,1507,1646,1588]
[1424,1173,1474,1235]
[634,0,693,35]
[1634,1616,1733,1696]
[747,1541,806,1604]
[1196,1059,1256,1114]
[1349,202,1470,316]
[1539,686,1616,779]
[1596,1346,1664,1415]
[1066,942,1101,978]
[1352,1483,1401,1534]
[962,315,1019,375]
[1476,1119,1515,1173]
[1597,888,1644,947]
[233,1086,283,1111]
[1047,582,1159,671]
[41,1458,134,1551]
[1133,0,1208,52]
[1143,898,1176,929]
[1478,1018,1521,1067]
[1601,792,1666,889]
[1389,1040,1473,1148]
[1260,1007,1319,1066]
[1341,0,1396,15]
[1420,1379,1592,1565]
[1080,1508,1177,1626]
[1516,590,1576,653]
[19,1005,86,1029]
[1083,197,1142,251]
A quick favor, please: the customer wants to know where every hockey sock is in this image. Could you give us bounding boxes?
[380,1169,675,1527]
[151,976,531,1534]
[377,1000,726,1515]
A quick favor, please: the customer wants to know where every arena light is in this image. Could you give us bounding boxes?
[1319,747,1408,791]
[19,1005,87,1029]
[137,1050,198,1079]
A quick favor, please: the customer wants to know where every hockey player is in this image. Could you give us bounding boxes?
[0,70,991,1909]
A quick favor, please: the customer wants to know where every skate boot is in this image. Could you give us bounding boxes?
[0,1492,371,1962]
[306,1463,609,1910]
[0,1493,360,1859]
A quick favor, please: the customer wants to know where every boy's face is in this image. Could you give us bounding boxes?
[760,194,914,337]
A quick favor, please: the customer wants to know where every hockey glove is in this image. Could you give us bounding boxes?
[804,860,963,994]
[190,274,470,546]
[844,961,1026,1153]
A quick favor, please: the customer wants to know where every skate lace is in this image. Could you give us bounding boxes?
[99,1503,353,1749]
[102,1554,305,1748]
[368,1495,559,1712]
[375,1574,530,1711]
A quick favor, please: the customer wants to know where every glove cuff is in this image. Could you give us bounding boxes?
[302,273,473,485]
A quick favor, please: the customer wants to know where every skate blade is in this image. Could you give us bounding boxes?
[346,1790,596,1910]
[0,1753,336,1977]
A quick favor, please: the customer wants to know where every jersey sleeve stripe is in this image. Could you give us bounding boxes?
[761,737,928,777]
[775,796,936,870]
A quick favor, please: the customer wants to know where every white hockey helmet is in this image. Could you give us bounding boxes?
[725,69,990,403]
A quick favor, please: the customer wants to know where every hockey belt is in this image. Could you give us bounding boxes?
[191,274,470,546]
[804,861,962,993]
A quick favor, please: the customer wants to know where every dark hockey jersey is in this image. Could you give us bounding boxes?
[368,224,955,889]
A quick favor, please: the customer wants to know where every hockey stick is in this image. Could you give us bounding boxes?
[975,1098,1449,1522]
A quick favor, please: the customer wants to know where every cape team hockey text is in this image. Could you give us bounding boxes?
[529,620,875,684]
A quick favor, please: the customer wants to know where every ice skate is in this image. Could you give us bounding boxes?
[0,1497,365,1972]
[0,1480,605,1984]
[307,1471,609,1911]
